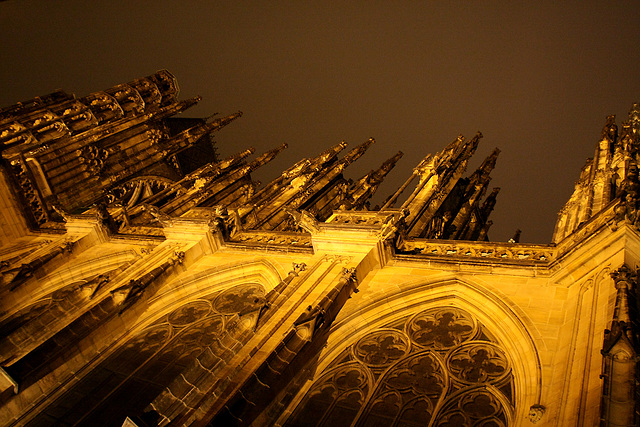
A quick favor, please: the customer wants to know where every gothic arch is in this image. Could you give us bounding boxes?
[1,249,139,319]
[135,257,285,331]
[286,276,542,426]
[24,258,285,426]
[0,251,140,381]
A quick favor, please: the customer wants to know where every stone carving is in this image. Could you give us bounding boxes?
[107,84,145,116]
[146,129,163,145]
[82,92,124,123]
[77,144,109,176]
[213,283,266,315]
[401,239,555,263]
[210,205,242,238]
[447,342,509,384]
[79,274,110,299]
[11,160,47,224]
[34,121,71,142]
[407,307,476,349]
[286,209,320,234]
[437,389,505,426]
[168,300,211,327]
[528,404,545,424]
[353,329,410,366]
[106,176,175,208]
[290,262,306,276]
[328,212,385,226]
[288,306,513,426]
[4,240,74,290]
[232,231,312,248]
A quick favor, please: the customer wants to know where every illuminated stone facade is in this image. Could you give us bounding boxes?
[0,71,638,426]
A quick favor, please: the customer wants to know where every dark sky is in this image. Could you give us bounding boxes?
[2,1,640,243]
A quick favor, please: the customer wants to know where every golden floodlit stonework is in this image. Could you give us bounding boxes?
[0,71,639,426]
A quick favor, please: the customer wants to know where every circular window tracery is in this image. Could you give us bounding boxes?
[286,307,514,427]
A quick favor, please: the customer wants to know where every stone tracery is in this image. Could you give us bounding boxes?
[33,282,267,425]
[286,307,513,426]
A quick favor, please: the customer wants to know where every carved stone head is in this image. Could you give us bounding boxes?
[528,404,545,424]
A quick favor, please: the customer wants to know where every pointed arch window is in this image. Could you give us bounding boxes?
[286,307,514,426]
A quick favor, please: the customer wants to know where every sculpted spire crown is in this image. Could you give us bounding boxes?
[248,142,288,171]
[600,114,618,143]
[610,265,636,328]
[629,102,640,128]
[339,138,375,167]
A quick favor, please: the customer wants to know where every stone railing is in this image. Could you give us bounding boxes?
[326,210,398,227]
[229,230,313,249]
[398,238,556,264]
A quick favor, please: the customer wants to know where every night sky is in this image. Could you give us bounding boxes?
[2,2,640,243]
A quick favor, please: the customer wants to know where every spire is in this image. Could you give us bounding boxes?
[295,138,376,215]
[446,148,500,239]
[161,111,243,156]
[462,132,482,162]
[469,147,500,185]
[601,115,618,144]
[339,137,375,168]
[629,103,640,131]
[215,147,255,171]
[404,132,484,237]
[304,141,348,172]
[610,266,634,328]
[375,150,404,177]
[247,143,288,172]
[380,153,430,209]
[477,219,493,241]
[600,265,638,426]
[243,143,340,216]
[346,150,403,210]
[480,187,500,220]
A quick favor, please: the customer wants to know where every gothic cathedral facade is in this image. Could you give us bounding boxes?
[0,71,638,426]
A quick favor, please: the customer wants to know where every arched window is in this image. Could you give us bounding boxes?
[29,283,266,426]
[286,307,513,427]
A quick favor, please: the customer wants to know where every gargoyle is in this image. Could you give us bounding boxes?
[285,209,320,234]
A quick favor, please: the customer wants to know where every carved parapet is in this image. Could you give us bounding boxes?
[326,210,394,227]
[229,230,313,249]
[399,238,555,264]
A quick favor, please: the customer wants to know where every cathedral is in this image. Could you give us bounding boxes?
[0,70,637,426]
